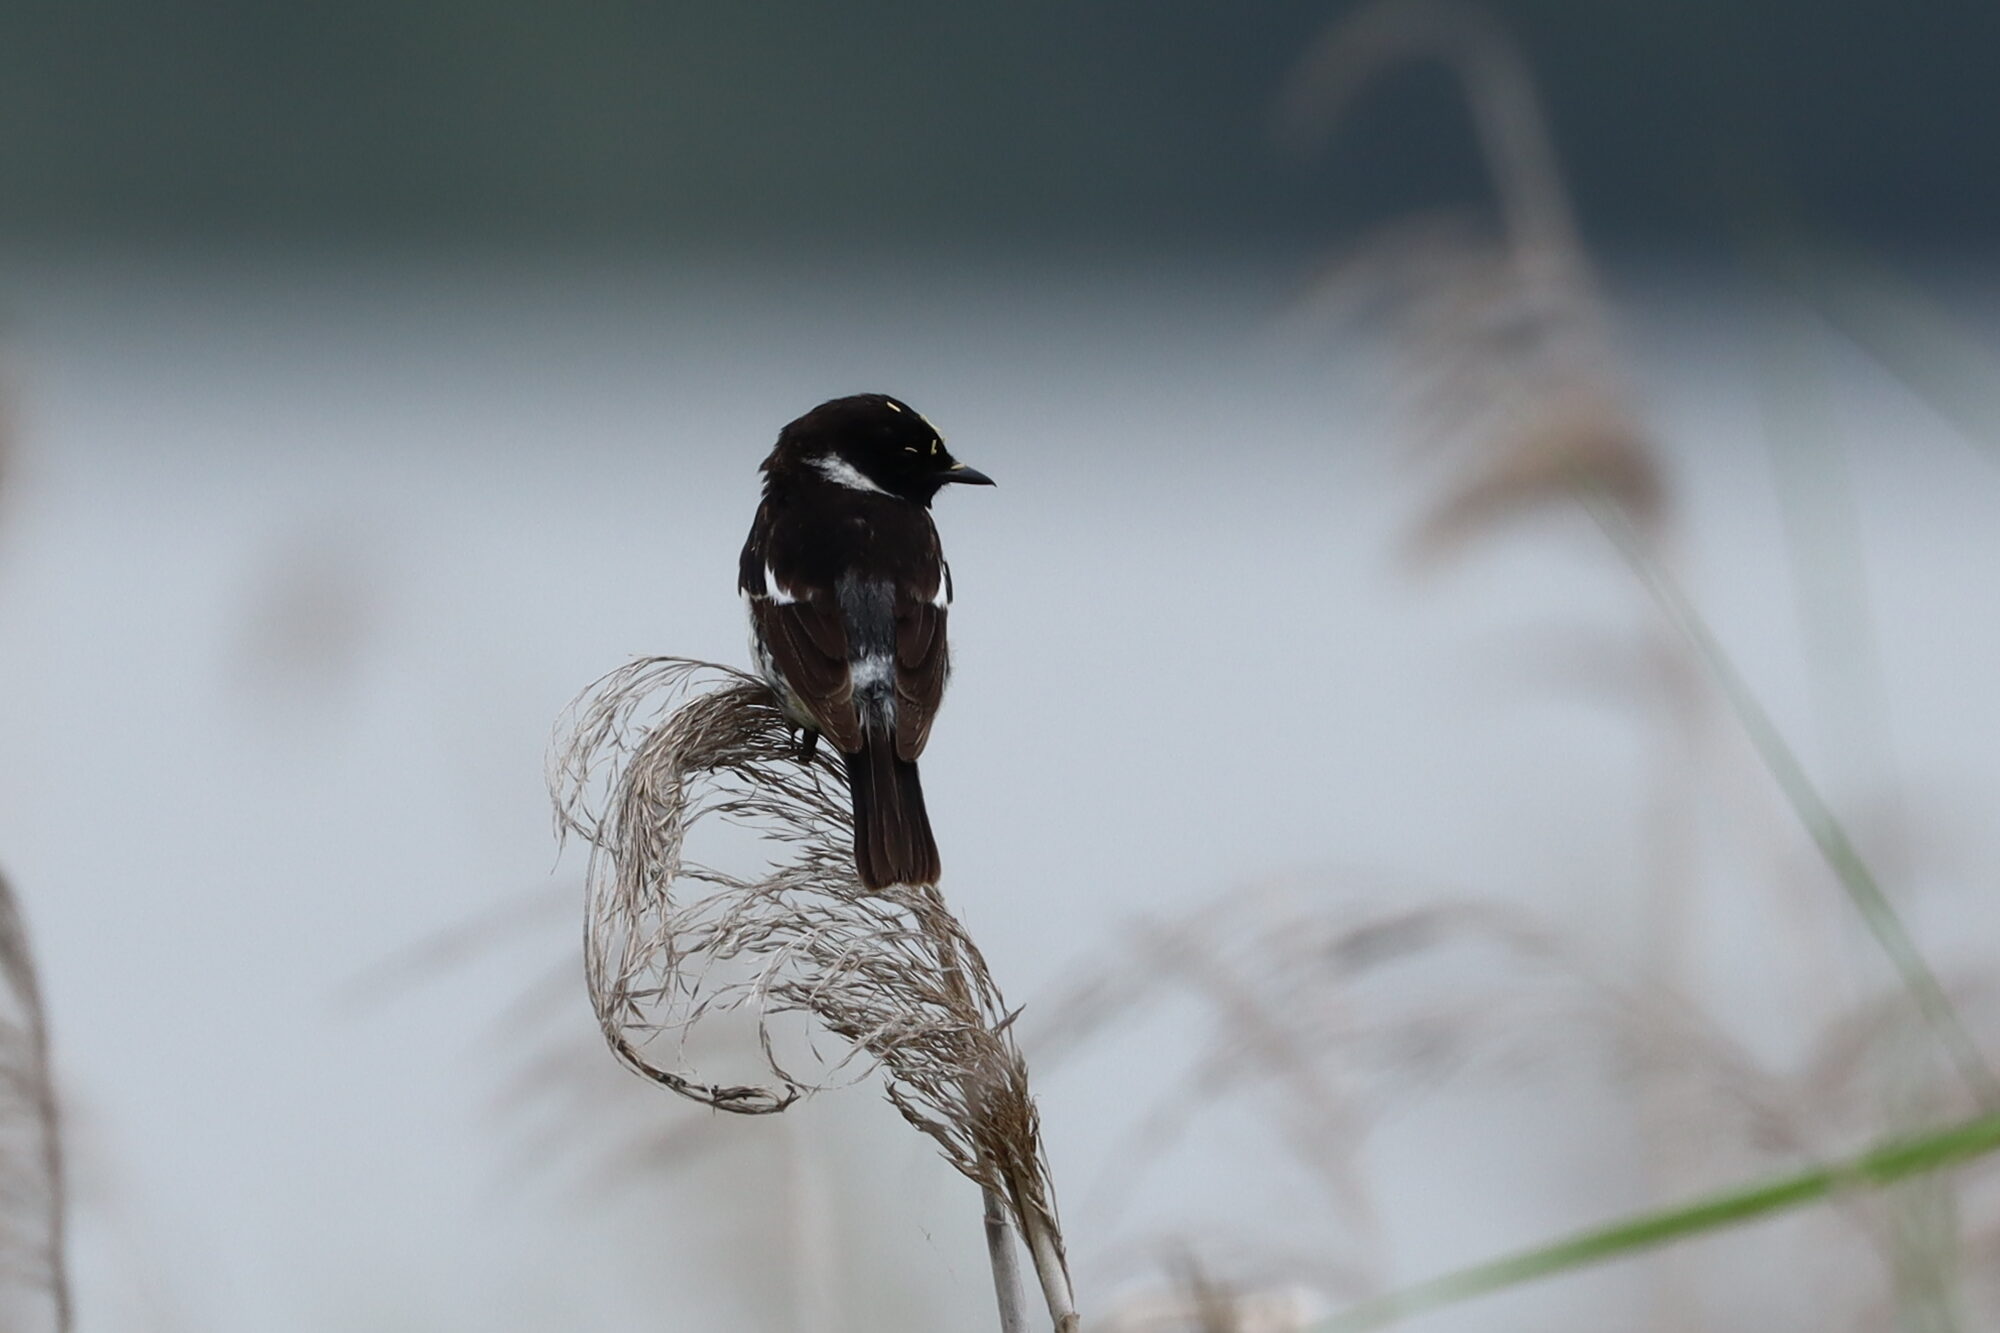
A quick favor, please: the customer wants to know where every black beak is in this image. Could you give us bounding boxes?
[942,462,995,486]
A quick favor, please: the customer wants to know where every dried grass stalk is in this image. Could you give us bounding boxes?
[986,1186,1032,1333]
[552,657,1075,1329]
[0,870,70,1333]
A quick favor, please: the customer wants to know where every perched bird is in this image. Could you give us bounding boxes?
[739,394,994,889]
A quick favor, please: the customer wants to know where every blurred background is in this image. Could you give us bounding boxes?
[1,2,1999,1330]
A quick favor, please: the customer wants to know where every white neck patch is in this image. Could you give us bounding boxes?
[811,455,890,495]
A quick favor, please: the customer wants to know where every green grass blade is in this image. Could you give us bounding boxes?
[1314,1112,2000,1333]
[1581,492,2000,1109]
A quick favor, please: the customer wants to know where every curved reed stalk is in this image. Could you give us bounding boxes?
[552,657,1075,1330]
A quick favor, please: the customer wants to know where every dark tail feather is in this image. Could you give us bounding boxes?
[842,736,941,889]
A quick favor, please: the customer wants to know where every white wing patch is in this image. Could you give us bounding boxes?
[930,562,952,608]
[761,563,797,605]
[811,455,890,495]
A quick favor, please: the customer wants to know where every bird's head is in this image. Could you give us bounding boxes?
[768,393,994,505]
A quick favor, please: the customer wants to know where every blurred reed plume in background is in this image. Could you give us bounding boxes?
[1278,0,1666,562]
[0,872,69,1333]
[1032,2,2000,1329]
[0,375,70,1333]
[552,657,1077,1330]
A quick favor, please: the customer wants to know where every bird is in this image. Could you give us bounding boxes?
[739,393,994,889]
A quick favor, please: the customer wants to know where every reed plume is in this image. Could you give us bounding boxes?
[1279,0,1666,564]
[551,656,1075,1330]
[1278,8,1715,1321]
[1041,875,2000,1325]
[0,871,70,1333]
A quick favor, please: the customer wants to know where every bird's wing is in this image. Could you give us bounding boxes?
[743,560,865,753]
[754,595,864,752]
[892,580,949,762]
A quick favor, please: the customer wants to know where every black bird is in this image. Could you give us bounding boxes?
[739,394,994,889]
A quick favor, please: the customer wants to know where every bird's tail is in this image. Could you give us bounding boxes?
[842,734,941,889]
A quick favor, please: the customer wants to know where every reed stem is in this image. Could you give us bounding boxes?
[1581,488,2000,1109]
[983,1188,1030,1333]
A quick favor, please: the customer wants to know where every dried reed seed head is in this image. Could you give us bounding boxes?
[552,658,1067,1256]
[1285,214,1496,329]
[1268,0,1669,565]
[1300,218,1669,563]
[1031,878,1976,1288]
[1408,387,1669,566]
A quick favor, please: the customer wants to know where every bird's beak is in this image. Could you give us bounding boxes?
[942,461,995,486]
